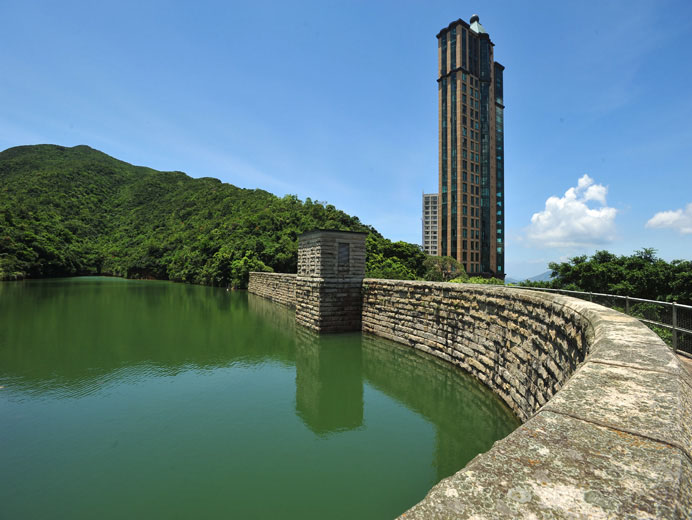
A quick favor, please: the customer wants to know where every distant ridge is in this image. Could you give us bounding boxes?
[505,270,552,284]
[527,270,553,282]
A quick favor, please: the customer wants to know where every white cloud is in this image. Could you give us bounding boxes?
[583,184,607,204]
[646,203,692,234]
[526,174,617,247]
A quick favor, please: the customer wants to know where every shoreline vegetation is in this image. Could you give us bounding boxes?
[0,144,429,288]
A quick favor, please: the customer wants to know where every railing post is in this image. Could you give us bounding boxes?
[672,302,678,353]
[625,296,630,315]
[589,292,593,302]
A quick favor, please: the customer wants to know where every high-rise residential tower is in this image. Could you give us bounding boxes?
[422,192,439,255]
[437,14,504,278]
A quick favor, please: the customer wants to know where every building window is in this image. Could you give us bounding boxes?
[441,34,447,75]
[461,29,467,69]
[338,243,350,271]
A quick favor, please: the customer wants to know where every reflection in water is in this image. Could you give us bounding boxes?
[252,299,517,479]
[360,335,517,480]
[0,280,297,397]
[0,278,518,519]
[249,294,366,436]
[295,328,363,435]
[246,292,296,338]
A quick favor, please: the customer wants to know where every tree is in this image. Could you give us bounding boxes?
[230,252,273,289]
[522,248,692,305]
[423,256,467,282]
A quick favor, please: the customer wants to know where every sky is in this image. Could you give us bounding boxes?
[1,0,691,280]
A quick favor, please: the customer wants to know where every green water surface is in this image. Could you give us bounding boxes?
[0,277,518,519]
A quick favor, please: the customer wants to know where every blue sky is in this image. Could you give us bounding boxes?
[2,0,691,279]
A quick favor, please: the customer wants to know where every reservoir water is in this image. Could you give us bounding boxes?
[0,277,519,519]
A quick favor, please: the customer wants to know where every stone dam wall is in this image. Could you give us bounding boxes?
[362,279,589,422]
[248,273,692,518]
[246,272,296,308]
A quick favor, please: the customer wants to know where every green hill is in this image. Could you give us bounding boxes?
[0,144,425,286]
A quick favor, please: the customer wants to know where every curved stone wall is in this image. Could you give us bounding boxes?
[361,279,691,519]
[362,279,590,422]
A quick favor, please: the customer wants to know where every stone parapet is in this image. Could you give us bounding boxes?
[247,272,296,308]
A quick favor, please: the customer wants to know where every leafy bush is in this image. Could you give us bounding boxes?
[466,276,504,285]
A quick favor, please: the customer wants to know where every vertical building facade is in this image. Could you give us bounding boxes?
[437,15,504,278]
[422,192,439,255]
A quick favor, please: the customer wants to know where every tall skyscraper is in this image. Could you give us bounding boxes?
[422,192,439,255]
[437,14,504,278]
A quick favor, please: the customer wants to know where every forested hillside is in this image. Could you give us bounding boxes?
[0,144,426,287]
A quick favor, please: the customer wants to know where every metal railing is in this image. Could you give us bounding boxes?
[514,286,692,359]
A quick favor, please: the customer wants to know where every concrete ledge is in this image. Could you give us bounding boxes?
[402,411,690,519]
